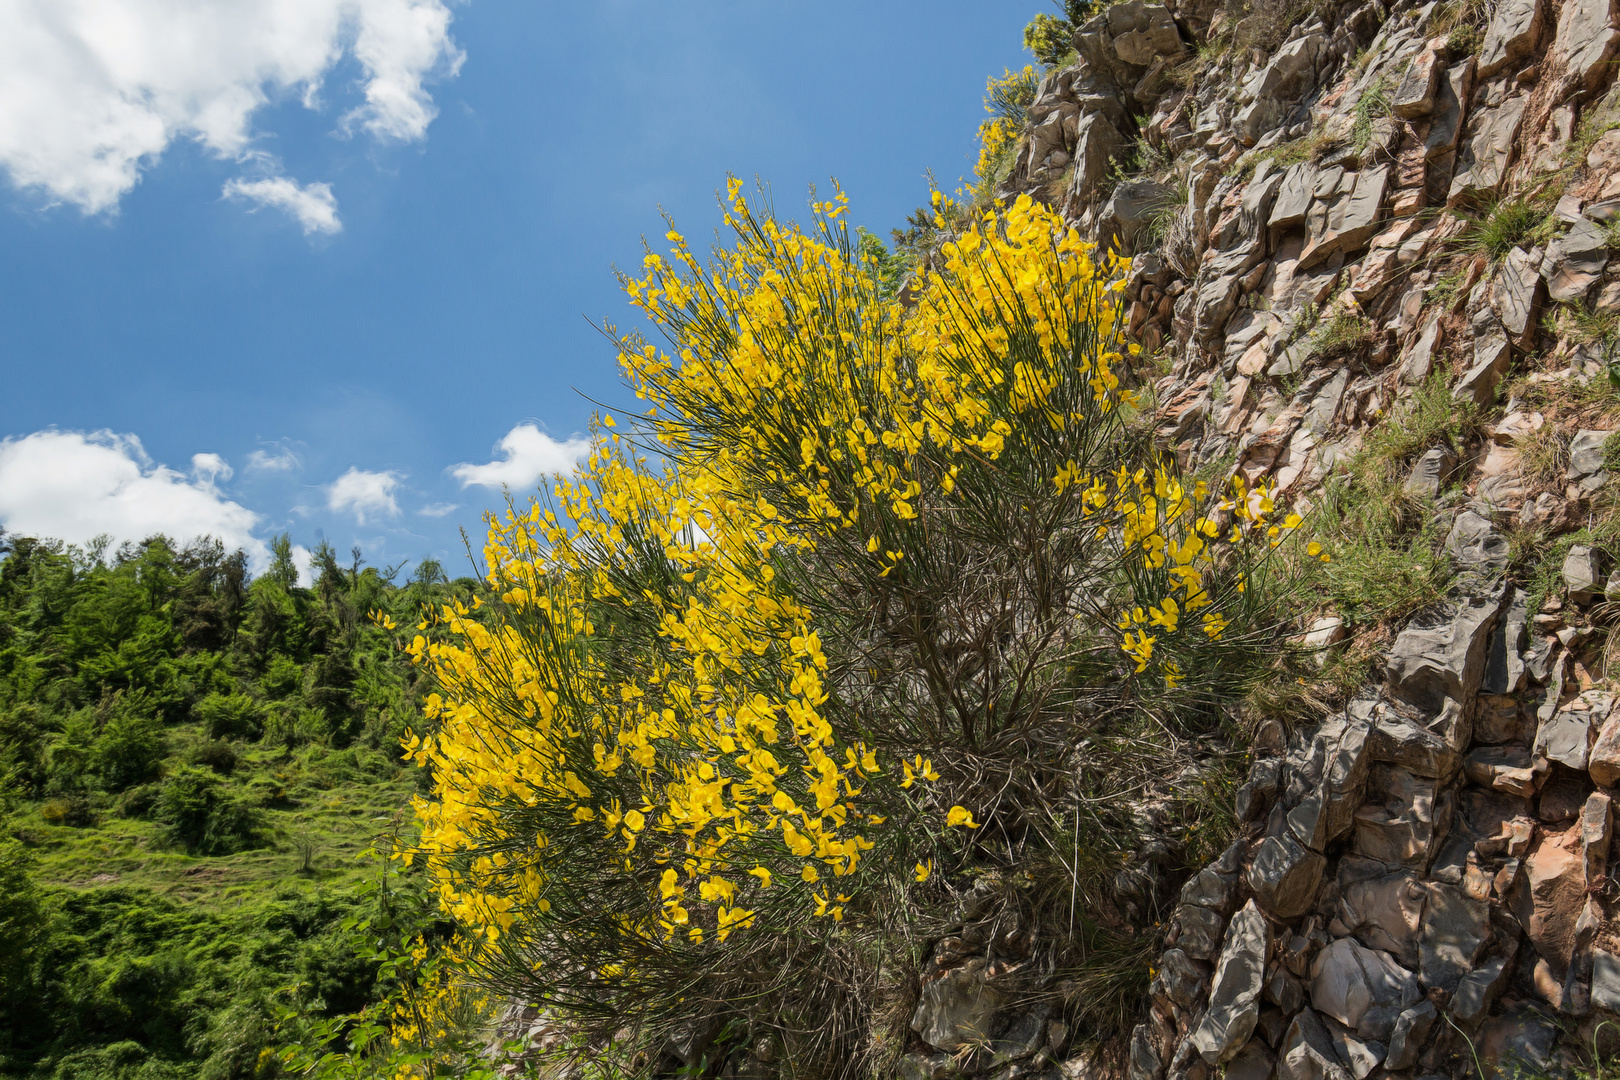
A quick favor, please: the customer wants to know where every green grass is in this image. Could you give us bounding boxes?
[1351,78,1393,153]
[1307,373,1482,630]
[1458,198,1556,262]
[16,729,415,908]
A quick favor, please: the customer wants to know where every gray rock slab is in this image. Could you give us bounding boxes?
[1332,165,1392,254]
[1483,586,1528,694]
[1385,581,1509,714]
[1335,863,1426,967]
[911,957,1003,1050]
[1544,219,1610,302]
[1450,952,1512,1025]
[1450,95,1530,203]
[1270,163,1317,231]
[1277,1008,1353,1080]
[1445,509,1509,570]
[1493,245,1544,344]
[1158,947,1210,1010]
[1419,883,1491,993]
[1249,832,1328,918]
[1071,112,1125,197]
[1455,328,1513,407]
[1191,900,1270,1065]
[1224,1039,1275,1080]
[1393,43,1442,118]
[1383,1000,1437,1071]
[1563,544,1605,599]
[1405,445,1457,497]
[1537,689,1609,770]
[1426,60,1475,162]
[1401,317,1444,384]
[1592,948,1620,1012]
[1568,428,1612,479]
[1177,902,1227,960]
[1479,0,1546,77]
[1555,0,1620,92]
[1310,937,1421,1036]
[1109,1,1184,65]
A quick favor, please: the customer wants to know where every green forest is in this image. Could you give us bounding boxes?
[0,531,479,1079]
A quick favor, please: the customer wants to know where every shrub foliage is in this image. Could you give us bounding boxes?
[406,185,1311,1071]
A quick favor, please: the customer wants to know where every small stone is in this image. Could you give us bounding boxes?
[911,957,1003,1051]
[1568,429,1613,480]
[1536,690,1608,771]
[1406,445,1458,497]
[1478,1005,1560,1076]
[1176,903,1227,961]
[1590,708,1620,787]
[1223,1039,1275,1080]
[1450,953,1512,1026]
[1592,949,1620,1012]
[1384,1000,1436,1071]
[1464,744,1538,796]
[1582,791,1612,886]
[1533,956,1565,1008]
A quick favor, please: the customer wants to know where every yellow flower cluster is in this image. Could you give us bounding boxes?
[976,115,1018,184]
[1094,468,1303,684]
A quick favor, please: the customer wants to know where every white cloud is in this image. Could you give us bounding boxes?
[0,429,269,568]
[326,466,402,524]
[191,452,234,485]
[224,176,341,234]
[0,0,464,223]
[247,446,301,472]
[417,501,459,518]
[449,424,591,491]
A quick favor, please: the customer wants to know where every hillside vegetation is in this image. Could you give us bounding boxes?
[0,532,478,1079]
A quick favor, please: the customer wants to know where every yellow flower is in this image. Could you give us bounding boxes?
[914,861,932,882]
[945,806,979,829]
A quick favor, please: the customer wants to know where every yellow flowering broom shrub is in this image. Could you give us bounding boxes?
[973,67,1038,198]
[404,182,1308,1070]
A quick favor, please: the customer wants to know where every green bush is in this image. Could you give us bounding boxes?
[0,704,51,798]
[92,697,166,792]
[192,691,263,741]
[260,654,303,700]
[189,739,238,775]
[156,766,266,855]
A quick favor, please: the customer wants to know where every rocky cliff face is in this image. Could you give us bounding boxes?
[900,0,1620,1077]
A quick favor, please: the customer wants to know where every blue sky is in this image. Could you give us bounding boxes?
[0,1,1034,580]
